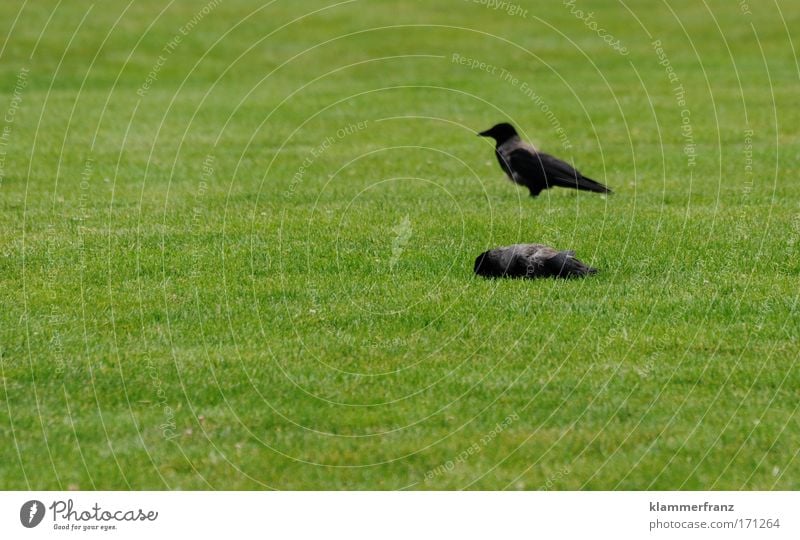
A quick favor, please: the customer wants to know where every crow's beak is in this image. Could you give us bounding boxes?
[477,130,490,137]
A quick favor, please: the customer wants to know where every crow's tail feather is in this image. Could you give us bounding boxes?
[554,175,612,194]
[546,251,598,278]
[576,175,612,194]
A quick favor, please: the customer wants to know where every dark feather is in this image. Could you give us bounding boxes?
[474,244,598,279]
[508,150,611,196]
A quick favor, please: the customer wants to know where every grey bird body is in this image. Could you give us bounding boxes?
[479,123,612,197]
[474,243,597,279]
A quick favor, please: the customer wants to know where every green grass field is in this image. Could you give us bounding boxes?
[1,0,799,490]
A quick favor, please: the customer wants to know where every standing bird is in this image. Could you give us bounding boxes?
[474,243,597,279]
[478,123,612,197]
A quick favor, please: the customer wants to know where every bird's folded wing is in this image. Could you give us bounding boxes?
[509,149,580,182]
[530,245,560,266]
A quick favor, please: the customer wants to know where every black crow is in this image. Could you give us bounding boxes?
[478,123,612,197]
[474,243,597,279]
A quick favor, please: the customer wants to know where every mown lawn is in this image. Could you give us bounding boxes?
[1,0,798,489]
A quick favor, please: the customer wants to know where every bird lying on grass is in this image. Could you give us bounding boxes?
[478,122,612,197]
[474,243,598,279]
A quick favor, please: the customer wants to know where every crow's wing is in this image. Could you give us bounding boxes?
[510,149,611,194]
[509,149,578,183]
[541,249,598,277]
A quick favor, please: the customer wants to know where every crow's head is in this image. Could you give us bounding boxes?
[473,250,491,276]
[478,123,518,144]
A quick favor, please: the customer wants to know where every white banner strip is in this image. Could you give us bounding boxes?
[2,491,797,539]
